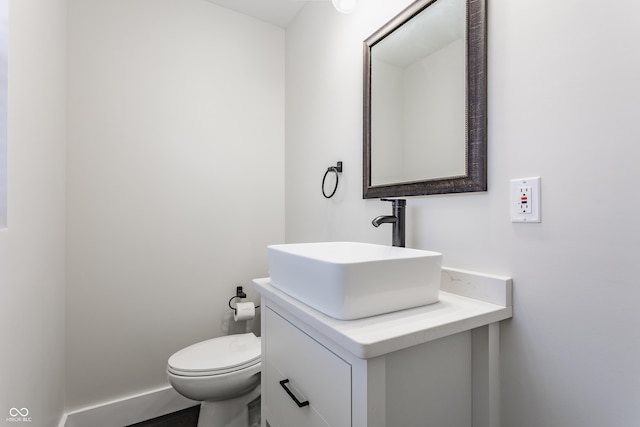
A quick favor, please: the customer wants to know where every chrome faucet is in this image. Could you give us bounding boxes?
[372,198,406,247]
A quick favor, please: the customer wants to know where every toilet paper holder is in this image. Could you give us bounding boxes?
[228,286,259,314]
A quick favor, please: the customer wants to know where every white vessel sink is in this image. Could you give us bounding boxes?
[267,242,442,320]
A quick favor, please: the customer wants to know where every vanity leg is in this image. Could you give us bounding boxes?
[472,322,501,427]
[352,356,385,427]
[488,322,500,427]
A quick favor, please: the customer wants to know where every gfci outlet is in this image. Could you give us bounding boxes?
[511,177,541,222]
[517,185,532,214]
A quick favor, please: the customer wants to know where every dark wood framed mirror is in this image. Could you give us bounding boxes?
[363,0,487,198]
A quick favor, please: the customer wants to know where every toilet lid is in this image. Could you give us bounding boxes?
[168,333,261,377]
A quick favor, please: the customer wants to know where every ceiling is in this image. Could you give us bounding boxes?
[204,0,308,28]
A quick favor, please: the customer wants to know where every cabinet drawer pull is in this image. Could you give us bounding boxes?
[279,379,310,407]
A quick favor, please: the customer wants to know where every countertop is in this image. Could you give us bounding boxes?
[253,268,513,359]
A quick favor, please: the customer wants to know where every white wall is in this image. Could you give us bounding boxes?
[286,1,640,426]
[0,0,7,228]
[0,0,67,425]
[66,0,284,410]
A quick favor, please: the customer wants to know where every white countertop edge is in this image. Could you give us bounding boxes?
[253,276,513,359]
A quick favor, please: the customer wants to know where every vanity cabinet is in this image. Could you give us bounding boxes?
[264,308,350,427]
[255,268,513,427]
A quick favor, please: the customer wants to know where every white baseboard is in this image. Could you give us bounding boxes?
[62,385,198,427]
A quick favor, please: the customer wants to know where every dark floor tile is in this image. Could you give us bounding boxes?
[126,405,200,427]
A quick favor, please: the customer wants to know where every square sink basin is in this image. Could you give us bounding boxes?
[267,242,442,320]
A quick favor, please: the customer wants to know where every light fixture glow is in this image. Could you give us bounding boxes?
[331,0,357,13]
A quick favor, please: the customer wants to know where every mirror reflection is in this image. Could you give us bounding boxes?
[370,0,465,186]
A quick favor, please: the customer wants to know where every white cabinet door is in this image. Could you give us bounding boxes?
[264,308,351,427]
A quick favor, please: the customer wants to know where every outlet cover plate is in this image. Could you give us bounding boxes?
[511,177,541,222]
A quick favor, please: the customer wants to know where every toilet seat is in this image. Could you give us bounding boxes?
[168,333,261,377]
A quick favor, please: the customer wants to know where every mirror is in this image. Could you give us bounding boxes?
[363,0,487,198]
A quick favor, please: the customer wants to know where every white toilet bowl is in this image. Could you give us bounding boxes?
[167,333,261,427]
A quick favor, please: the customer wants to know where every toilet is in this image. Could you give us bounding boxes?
[167,332,262,427]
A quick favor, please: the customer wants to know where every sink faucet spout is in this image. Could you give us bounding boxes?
[371,215,397,227]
